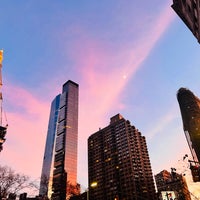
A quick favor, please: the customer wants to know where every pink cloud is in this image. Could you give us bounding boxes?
[77,4,175,133]
[1,83,50,179]
[1,2,176,192]
[76,4,175,187]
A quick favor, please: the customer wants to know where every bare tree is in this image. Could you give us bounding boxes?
[0,165,35,199]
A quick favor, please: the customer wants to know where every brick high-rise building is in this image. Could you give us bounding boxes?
[171,0,200,43]
[177,88,200,163]
[88,114,157,200]
[155,170,191,200]
[155,170,172,193]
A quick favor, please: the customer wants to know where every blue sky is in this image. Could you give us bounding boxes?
[0,0,200,197]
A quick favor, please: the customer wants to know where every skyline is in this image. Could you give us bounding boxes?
[0,0,200,197]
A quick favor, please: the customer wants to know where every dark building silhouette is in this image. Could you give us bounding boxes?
[19,193,48,200]
[19,193,27,200]
[8,193,16,200]
[171,0,200,43]
[69,192,87,200]
[88,114,157,200]
[155,170,191,200]
[40,80,79,200]
[177,88,200,163]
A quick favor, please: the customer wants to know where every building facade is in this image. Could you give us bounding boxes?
[171,0,200,43]
[40,80,79,200]
[177,88,200,162]
[52,80,79,200]
[88,114,157,200]
[155,170,172,193]
[155,170,191,200]
[40,94,60,196]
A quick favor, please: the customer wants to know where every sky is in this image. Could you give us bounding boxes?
[0,0,200,198]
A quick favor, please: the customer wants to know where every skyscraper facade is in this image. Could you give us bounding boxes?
[177,88,200,162]
[40,94,60,196]
[155,170,191,200]
[88,114,157,200]
[40,80,79,200]
[52,80,79,200]
[171,0,200,43]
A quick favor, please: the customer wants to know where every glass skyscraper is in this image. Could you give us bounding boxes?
[40,80,79,200]
[88,114,157,200]
[40,94,60,196]
[52,80,79,200]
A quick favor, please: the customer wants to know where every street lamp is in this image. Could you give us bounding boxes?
[90,182,98,188]
[87,181,98,200]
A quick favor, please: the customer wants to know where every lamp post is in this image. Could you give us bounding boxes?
[88,181,98,200]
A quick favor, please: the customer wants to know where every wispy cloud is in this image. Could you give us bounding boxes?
[1,83,50,178]
[77,4,175,186]
[1,2,176,191]
[78,3,175,131]
[147,105,178,139]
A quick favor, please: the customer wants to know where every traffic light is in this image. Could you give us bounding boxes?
[0,126,7,152]
[190,164,200,182]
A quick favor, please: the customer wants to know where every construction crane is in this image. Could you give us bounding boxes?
[0,50,8,152]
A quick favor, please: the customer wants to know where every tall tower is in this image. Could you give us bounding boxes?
[177,88,200,162]
[88,114,157,200]
[52,80,79,200]
[40,94,60,196]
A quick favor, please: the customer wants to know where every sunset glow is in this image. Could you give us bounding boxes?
[0,1,200,198]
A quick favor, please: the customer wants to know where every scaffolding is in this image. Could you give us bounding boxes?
[0,50,8,152]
